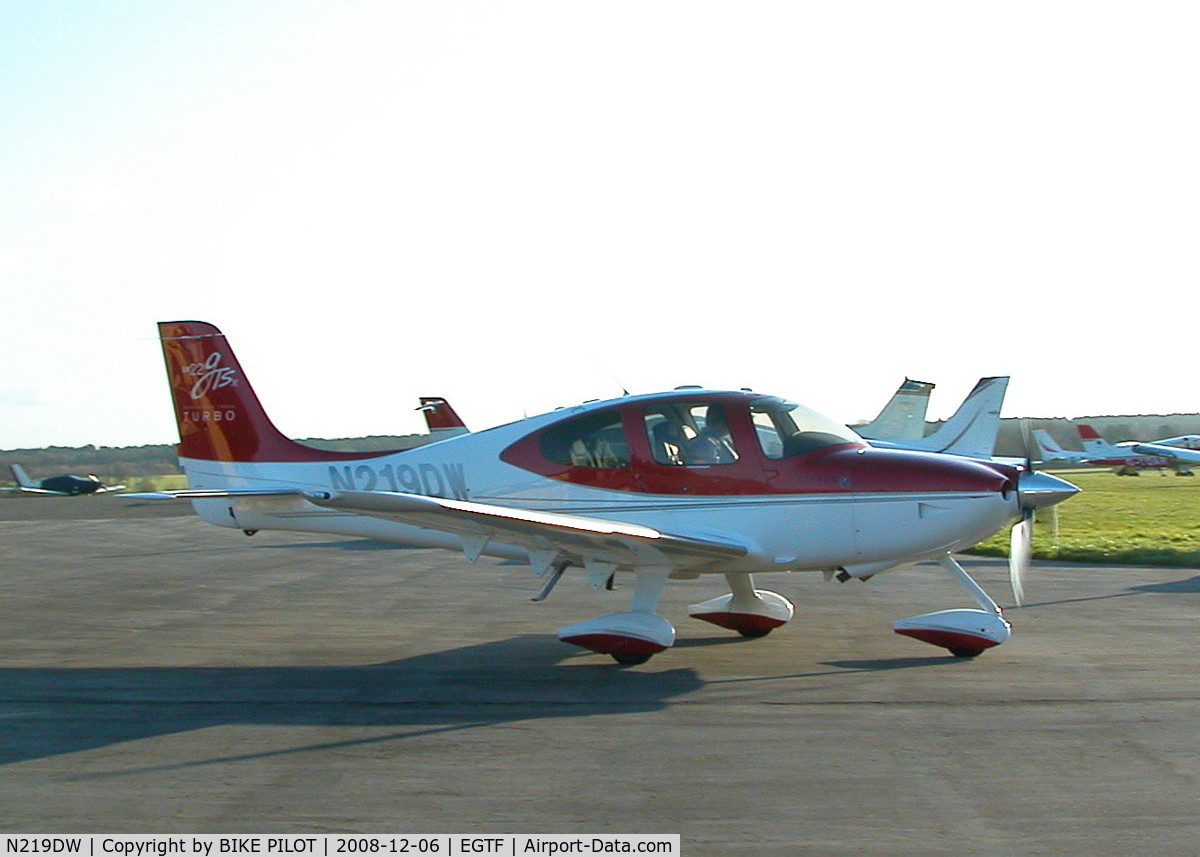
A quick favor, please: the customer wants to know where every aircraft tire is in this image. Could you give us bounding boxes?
[737,627,773,639]
[611,652,653,666]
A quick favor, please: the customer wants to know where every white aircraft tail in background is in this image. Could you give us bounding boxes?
[873,377,1009,460]
[1076,425,1112,457]
[1031,430,1090,464]
[855,378,935,442]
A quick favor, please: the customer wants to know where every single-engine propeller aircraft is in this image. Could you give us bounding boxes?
[4,464,125,496]
[1034,425,1196,475]
[133,321,1079,664]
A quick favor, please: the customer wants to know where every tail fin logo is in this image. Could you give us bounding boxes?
[184,353,238,399]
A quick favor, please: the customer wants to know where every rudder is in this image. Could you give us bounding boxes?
[158,320,353,463]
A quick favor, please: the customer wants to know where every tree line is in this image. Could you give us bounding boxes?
[0,435,429,486]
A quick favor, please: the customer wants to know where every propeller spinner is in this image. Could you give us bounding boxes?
[1009,467,1079,604]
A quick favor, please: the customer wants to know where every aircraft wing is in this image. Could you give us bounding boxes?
[1131,443,1200,465]
[307,489,748,574]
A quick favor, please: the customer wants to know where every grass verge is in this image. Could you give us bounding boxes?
[969,469,1200,567]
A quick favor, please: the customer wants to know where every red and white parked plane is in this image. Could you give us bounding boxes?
[1034,425,1198,475]
[135,321,1078,663]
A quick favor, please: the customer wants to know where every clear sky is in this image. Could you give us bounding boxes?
[2,1,1198,449]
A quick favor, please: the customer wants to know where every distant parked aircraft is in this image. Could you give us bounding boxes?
[4,464,125,495]
[1033,425,1196,475]
[417,397,470,441]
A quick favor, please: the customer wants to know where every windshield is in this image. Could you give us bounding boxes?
[750,397,862,459]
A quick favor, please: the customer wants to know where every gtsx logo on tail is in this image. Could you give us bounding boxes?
[135,321,1079,664]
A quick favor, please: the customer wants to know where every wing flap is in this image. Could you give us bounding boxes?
[308,490,748,570]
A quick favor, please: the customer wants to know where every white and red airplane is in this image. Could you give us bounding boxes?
[1034,425,1197,475]
[134,321,1078,664]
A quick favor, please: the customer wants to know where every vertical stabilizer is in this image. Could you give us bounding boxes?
[900,377,1009,459]
[856,378,935,441]
[157,321,377,463]
[1032,430,1084,463]
[418,397,470,440]
[10,464,35,488]
[1076,424,1111,456]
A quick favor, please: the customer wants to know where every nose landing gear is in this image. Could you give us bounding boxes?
[894,553,1012,657]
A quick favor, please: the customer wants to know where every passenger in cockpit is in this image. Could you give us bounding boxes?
[684,406,738,465]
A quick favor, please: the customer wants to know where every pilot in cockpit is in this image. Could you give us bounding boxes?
[684,406,738,465]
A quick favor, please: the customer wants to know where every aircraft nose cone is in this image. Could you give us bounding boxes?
[1017,470,1080,509]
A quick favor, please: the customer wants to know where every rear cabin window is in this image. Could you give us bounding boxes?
[644,403,739,466]
[539,410,630,469]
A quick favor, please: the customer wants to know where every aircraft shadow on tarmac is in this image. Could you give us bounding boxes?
[954,558,1200,606]
[0,634,708,772]
[1018,572,1200,607]
[0,633,962,774]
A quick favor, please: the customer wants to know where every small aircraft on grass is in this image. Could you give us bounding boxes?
[4,464,125,496]
[131,321,1078,664]
[1034,425,1197,475]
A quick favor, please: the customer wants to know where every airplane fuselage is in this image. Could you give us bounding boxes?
[145,319,1080,662]
[180,390,1023,578]
[32,475,105,495]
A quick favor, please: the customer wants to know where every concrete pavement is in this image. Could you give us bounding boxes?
[1,499,1198,854]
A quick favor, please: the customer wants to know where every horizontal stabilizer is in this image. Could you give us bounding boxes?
[856,378,935,441]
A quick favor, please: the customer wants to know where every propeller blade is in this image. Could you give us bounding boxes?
[1008,508,1034,606]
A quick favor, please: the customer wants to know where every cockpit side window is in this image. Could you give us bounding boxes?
[539,410,630,469]
[644,403,739,466]
[751,397,860,460]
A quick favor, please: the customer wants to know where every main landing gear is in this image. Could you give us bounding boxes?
[556,571,793,665]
